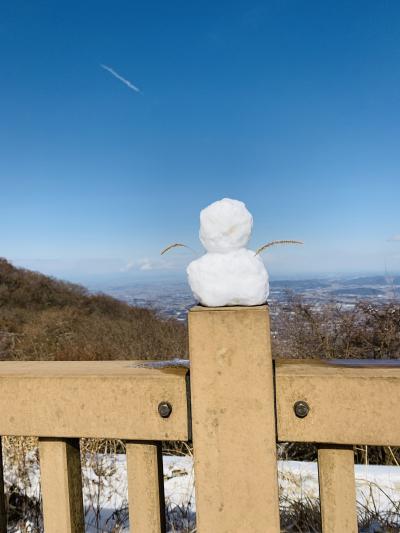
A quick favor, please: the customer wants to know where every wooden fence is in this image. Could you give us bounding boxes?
[0,305,398,532]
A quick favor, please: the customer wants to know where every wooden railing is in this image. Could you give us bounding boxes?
[0,305,398,532]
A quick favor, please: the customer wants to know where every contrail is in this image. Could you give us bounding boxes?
[100,64,140,93]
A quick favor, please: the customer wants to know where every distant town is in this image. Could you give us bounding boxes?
[96,275,400,321]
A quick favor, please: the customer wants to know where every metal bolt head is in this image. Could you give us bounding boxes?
[294,400,309,418]
[158,401,172,418]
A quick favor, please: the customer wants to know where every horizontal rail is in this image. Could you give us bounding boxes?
[275,359,400,446]
[0,361,189,440]
[1,356,399,447]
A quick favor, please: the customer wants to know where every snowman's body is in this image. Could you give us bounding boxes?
[187,198,269,307]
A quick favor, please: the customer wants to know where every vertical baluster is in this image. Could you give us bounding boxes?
[39,438,85,533]
[318,445,357,533]
[126,441,166,533]
[189,306,280,533]
[0,438,7,533]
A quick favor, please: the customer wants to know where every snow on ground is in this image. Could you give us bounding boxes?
[279,460,400,515]
[82,454,196,533]
[7,454,400,532]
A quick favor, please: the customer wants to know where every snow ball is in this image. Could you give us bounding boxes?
[199,198,253,253]
[187,249,269,307]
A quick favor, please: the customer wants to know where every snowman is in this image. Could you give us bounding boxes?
[161,198,302,307]
[186,198,267,306]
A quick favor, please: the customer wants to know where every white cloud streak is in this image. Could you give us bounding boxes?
[100,64,141,93]
[120,261,136,272]
[388,235,400,242]
[139,259,153,271]
[120,258,160,272]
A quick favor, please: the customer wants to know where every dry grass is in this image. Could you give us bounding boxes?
[271,292,400,360]
[4,437,400,532]
[160,243,193,256]
[0,258,187,362]
[255,240,303,256]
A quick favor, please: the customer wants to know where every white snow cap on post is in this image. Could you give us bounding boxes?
[187,198,269,307]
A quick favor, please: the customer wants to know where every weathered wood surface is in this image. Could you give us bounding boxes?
[39,438,85,533]
[275,359,400,445]
[0,361,188,440]
[126,442,166,533]
[189,305,280,533]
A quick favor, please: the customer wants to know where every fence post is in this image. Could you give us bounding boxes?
[188,305,280,533]
[126,441,166,533]
[0,439,6,533]
[318,445,358,533]
[39,438,85,533]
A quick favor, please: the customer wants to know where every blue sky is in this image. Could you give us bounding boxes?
[1,0,400,283]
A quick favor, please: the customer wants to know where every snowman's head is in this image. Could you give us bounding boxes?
[199,198,253,253]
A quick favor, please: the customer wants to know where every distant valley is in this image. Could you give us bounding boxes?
[96,275,400,321]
